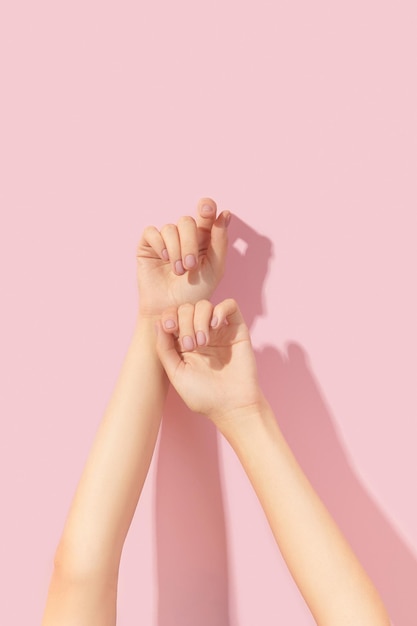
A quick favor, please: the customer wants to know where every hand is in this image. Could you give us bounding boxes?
[136,198,230,317]
[155,299,263,426]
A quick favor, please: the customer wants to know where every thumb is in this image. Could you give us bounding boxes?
[207,210,231,272]
[155,321,182,381]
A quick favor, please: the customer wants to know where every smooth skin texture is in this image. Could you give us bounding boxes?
[136,199,230,316]
[156,299,391,626]
[42,197,390,626]
[41,198,230,626]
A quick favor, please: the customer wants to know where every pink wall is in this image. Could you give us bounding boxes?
[1,1,416,624]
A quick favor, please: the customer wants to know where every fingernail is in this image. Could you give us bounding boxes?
[175,260,185,275]
[224,211,232,227]
[210,316,219,328]
[164,319,176,329]
[182,335,194,351]
[201,203,214,215]
[184,254,196,269]
[162,248,169,261]
[196,330,206,346]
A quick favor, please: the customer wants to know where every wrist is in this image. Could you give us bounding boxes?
[136,310,161,323]
[211,393,270,437]
[132,314,162,358]
[216,397,285,464]
[133,312,171,379]
[134,312,162,339]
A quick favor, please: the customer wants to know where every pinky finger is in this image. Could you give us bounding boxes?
[141,225,169,261]
[210,298,244,328]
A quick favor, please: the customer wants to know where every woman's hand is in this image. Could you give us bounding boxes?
[156,303,391,626]
[155,298,262,426]
[136,198,230,317]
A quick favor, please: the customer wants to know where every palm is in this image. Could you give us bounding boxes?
[170,323,259,420]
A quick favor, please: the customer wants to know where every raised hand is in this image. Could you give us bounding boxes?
[155,298,262,425]
[136,198,230,317]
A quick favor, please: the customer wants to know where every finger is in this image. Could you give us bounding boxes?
[193,299,213,347]
[210,298,243,329]
[155,321,182,380]
[206,210,231,273]
[161,306,179,334]
[177,216,198,271]
[137,226,169,261]
[177,303,196,351]
[195,197,218,232]
[160,224,184,275]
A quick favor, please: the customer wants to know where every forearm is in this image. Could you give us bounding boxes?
[54,315,168,578]
[219,398,390,626]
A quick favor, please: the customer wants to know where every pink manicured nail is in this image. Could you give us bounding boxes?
[164,319,176,329]
[162,248,169,261]
[201,204,214,215]
[196,330,206,346]
[175,260,185,275]
[210,316,219,328]
[224,211,232,227]
[184,254,196,269]
[182,335,194,351]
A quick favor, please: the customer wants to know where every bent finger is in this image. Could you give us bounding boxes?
[161,306,179,334]
[177,216,199,271]
[137,225,168,260]
[177,303,196,352]
[160,224,184,275]
[211,298,244,329]
[206,210,231,274]
[193,299,213,347]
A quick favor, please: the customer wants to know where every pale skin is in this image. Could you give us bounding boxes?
[156,299,391,626]
[41,198,230,626]
[42,199,390,625]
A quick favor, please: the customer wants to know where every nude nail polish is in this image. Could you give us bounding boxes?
[182,335,194,351]
[184,254,196,269]
[175,260,185,274]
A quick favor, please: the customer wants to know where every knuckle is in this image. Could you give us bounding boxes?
[196,298,211,310]
[179,302,194,314]
[161,223,177,236]
[177,215,196,228]
[143,225,157,237]
[137,225,157,252]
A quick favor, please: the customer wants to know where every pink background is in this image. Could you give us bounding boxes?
[1,1,416,624]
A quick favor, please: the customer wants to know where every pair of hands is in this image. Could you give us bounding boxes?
[136,197,261,425]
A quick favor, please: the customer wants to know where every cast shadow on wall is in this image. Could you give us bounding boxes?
[155,216,416,626]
